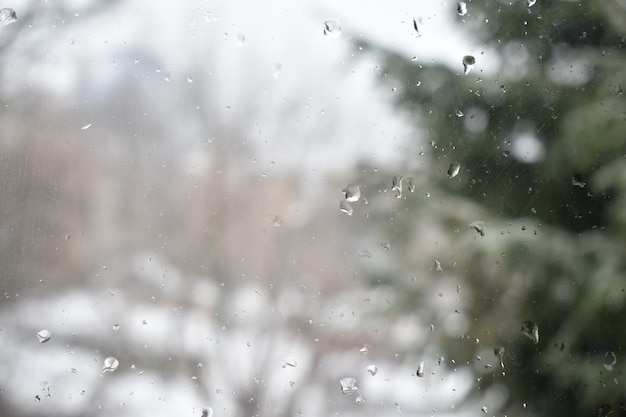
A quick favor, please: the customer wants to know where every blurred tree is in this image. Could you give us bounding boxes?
[357,1,626,416]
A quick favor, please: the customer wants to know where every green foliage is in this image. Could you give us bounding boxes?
[360,1,626,415]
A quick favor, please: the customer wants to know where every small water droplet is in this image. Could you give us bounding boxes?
[339,377,359,394]
[381,241,391,250]
[469,221,486,236]
[494,346,505,368]
[603,351,617,371]
[272,62,282,78]
[527,0,537,7]
[34,395,41,403]
[36,329,51,343]
[416,361,425,377]
[571,174,585,188]
[481,406,488,414]
[359,344,370,355]
[521,320,539,344]
[358,250,372,258]
[339,200,353,216]
[0,8,17,25]
[367,365,378,376]
[447,162,460,178]
[457,2,467,16]
[187,76,194,84]
[112,323,120,331]
[271,215,283,227]
[434,259,443,272]
[323,19,342,38]
[391,175,403,198]
[355,392,366,404]
[282,357,297,368]
[81,123,92,130]
[235,33,246,47]
[456,109,464,117]
[102,356,120,373]
[201,407,214,417]
[406,177,415,192]
[343,184,361,202]
[412,19,420,36]
[462,55,476,75]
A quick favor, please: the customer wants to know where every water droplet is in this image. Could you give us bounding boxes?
[271,215,283,227]
[481,406,488,414]
[456,109,464,117]
[391,175,403,198]
[381,241,391,250]
[416,361,425,377]
[494,346,505,368]
[235,33,246,47]
[462,55,476,75]
[457,2,467,16]
[339,377,359,394]
[358,250,372,258]
[469,221,486,236]
[81,123,92,130]
[359,344,370,355]
[0,8,17,25]
[571,174,585,188]
[603,351,617,371]
[406,177,415,192]
[272,62,282,78]
[282,357,297,368]
[367,365,378,376]
[323,19,342,38]
[339,200,354,216]
[412,19,420,36]
[355,392,366,404]
[36,329,51,343]
[201,407,214,417]
[434,259,443,272]
[112,323,120,331]
[187,77,194,84]
[521,320,539,344]
[343,184,361,202]
[527,0,537,7]
[447,162,460,178]
[102,356,120,373]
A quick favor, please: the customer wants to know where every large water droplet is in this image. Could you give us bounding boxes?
[447,162,460,178]
[391,175,403,198]
[282,357,297,368]
[102,356,120,373]
[416,361,425,377]
[339,377,359,394]
[0,8,17,26]
[339,200,354,216]
[494,346,505,368]
[521,320,539,344]
[343,184,361,202]
[36,329,51,343]
[457,2,467,16]
[323,19,342,38]
[462,55,476,75]
[469,221,486,236]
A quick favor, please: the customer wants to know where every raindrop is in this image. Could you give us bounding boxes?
[282,357,297,368]
[457,2,467,16]
[272,62,282,78]
[469,221,486,236]
[343,184,361,202]
[358,250,372,258]
[521,321,539,344]
[271,215,283,227]
[603,351,617,371]
[235,33,246,47]
[359,344,370,355]
[355,392,366,404]
[102,356,120,373]
[381,241,391,250]
[494,346,505,368]
[406,177,415,192]
[34,395,41,403]
[416,361,425,377]
[481,406,488,414]
[0,8,17,26]
[412,19,420,36]
[201,407,214,417]
[571,174,585,188]
[527,0,537,7]
[434,259,443,272]
[323,19,342,38]
[447,162,460,178]
[339,200,354,216]
[367,365,378,376]
[81,123,92,130]
[456,109,464,117]
[462,55,476,75]
[36,329,51,343]
[339,377,359,394]
[391,175,403,198]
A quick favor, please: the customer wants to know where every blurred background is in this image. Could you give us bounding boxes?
[0,1,625,416]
